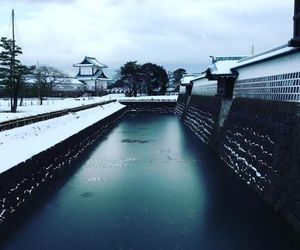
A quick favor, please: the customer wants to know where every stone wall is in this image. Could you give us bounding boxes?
[174,94,188,118]
[219,98,300,231]
[181,95,222,146]
[176,94,300,231]
[120,101,176,113]
[0,108,126,236]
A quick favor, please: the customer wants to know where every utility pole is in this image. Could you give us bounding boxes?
[10,9,16,110]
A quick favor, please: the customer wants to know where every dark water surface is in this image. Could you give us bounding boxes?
[3,113,300,250]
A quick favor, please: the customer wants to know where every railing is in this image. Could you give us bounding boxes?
[0,100,116,132]
[234,71,300,102]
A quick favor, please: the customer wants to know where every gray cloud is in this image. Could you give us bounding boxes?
[0,0,294,77]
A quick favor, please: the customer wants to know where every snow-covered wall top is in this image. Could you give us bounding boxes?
[0,102,125,174]
[233,48,300,102]
[180,74,202,85]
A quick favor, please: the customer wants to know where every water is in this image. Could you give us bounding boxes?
[2,113,299,250]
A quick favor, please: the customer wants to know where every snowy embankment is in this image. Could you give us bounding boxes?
[0,102,125,174]
[0,95,177,123]
[0,96,113,123]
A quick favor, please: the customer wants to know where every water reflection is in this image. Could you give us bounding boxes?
[2,113,300,250]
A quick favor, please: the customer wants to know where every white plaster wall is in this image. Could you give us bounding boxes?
[192,78,217,96]
[236,52,300,80]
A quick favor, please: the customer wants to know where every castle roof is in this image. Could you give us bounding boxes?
[76,69,108,80]
[73,56,108,68]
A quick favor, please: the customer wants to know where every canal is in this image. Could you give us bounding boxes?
[2,113,300,250]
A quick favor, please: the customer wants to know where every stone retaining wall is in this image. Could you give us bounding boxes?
[175,94,300,231]
[120,101,176,113]
[220,98,300,231]
[0,108,126,236]
[182,95,222,146]
[174,95,188,118]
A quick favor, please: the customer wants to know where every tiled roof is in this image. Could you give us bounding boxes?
[73,56,108,68]
[208,56,248,75]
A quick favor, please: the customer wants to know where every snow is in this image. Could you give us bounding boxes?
[0,96,114,123]
[209,56,248,75]
[73,56,108,68]
[0,95,177,123]
[210,60,239,75]
[234,44,299,69]
[181,74,202,85]
[116,95,178,102]
[0,102,125,174]
[0,94,178,173]
[190,74,206,82]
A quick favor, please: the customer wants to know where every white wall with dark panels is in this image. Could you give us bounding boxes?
[233,49,300,102]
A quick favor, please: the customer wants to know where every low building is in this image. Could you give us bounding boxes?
[52,78,85,97]
[191,74,217,96]
[180,56,247,98]
[73,56,109,95]
[180,73,202,95]
[206,56,247,98]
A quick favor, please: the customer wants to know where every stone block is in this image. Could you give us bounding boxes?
[295,201,300,219]
[270,172,283,190]
[279,135,293,150]
[286,213,300,233]
[288,163,300,181]
[292,181,300,201]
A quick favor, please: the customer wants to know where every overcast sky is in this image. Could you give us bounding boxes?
[0,0,295,77]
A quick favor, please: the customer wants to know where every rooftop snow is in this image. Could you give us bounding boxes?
[233,44,300,69]
[181,74,203,85]
[73,56,108,68]
[209,56,248,75]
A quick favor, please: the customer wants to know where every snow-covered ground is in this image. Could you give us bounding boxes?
[0,95,177,123]
[0,102,125,174]
[0,96,114,123]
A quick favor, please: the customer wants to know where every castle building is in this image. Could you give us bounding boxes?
[73,56,109,94]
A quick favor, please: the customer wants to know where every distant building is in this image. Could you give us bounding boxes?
[180,56,248,98]
[180,73,202,95]
[206,56,247,98]
[73,56,109,95]
[191,73,217,96]
[52,78,85,97]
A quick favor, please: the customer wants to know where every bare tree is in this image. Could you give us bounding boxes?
[34,65,69,105]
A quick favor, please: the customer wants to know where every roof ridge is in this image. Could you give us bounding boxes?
[238,44,288,63]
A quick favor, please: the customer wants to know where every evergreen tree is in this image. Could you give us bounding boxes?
[141,63,168,95]
[120,61,142,97]
[172,68,186,91]
[0,37,34,112]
